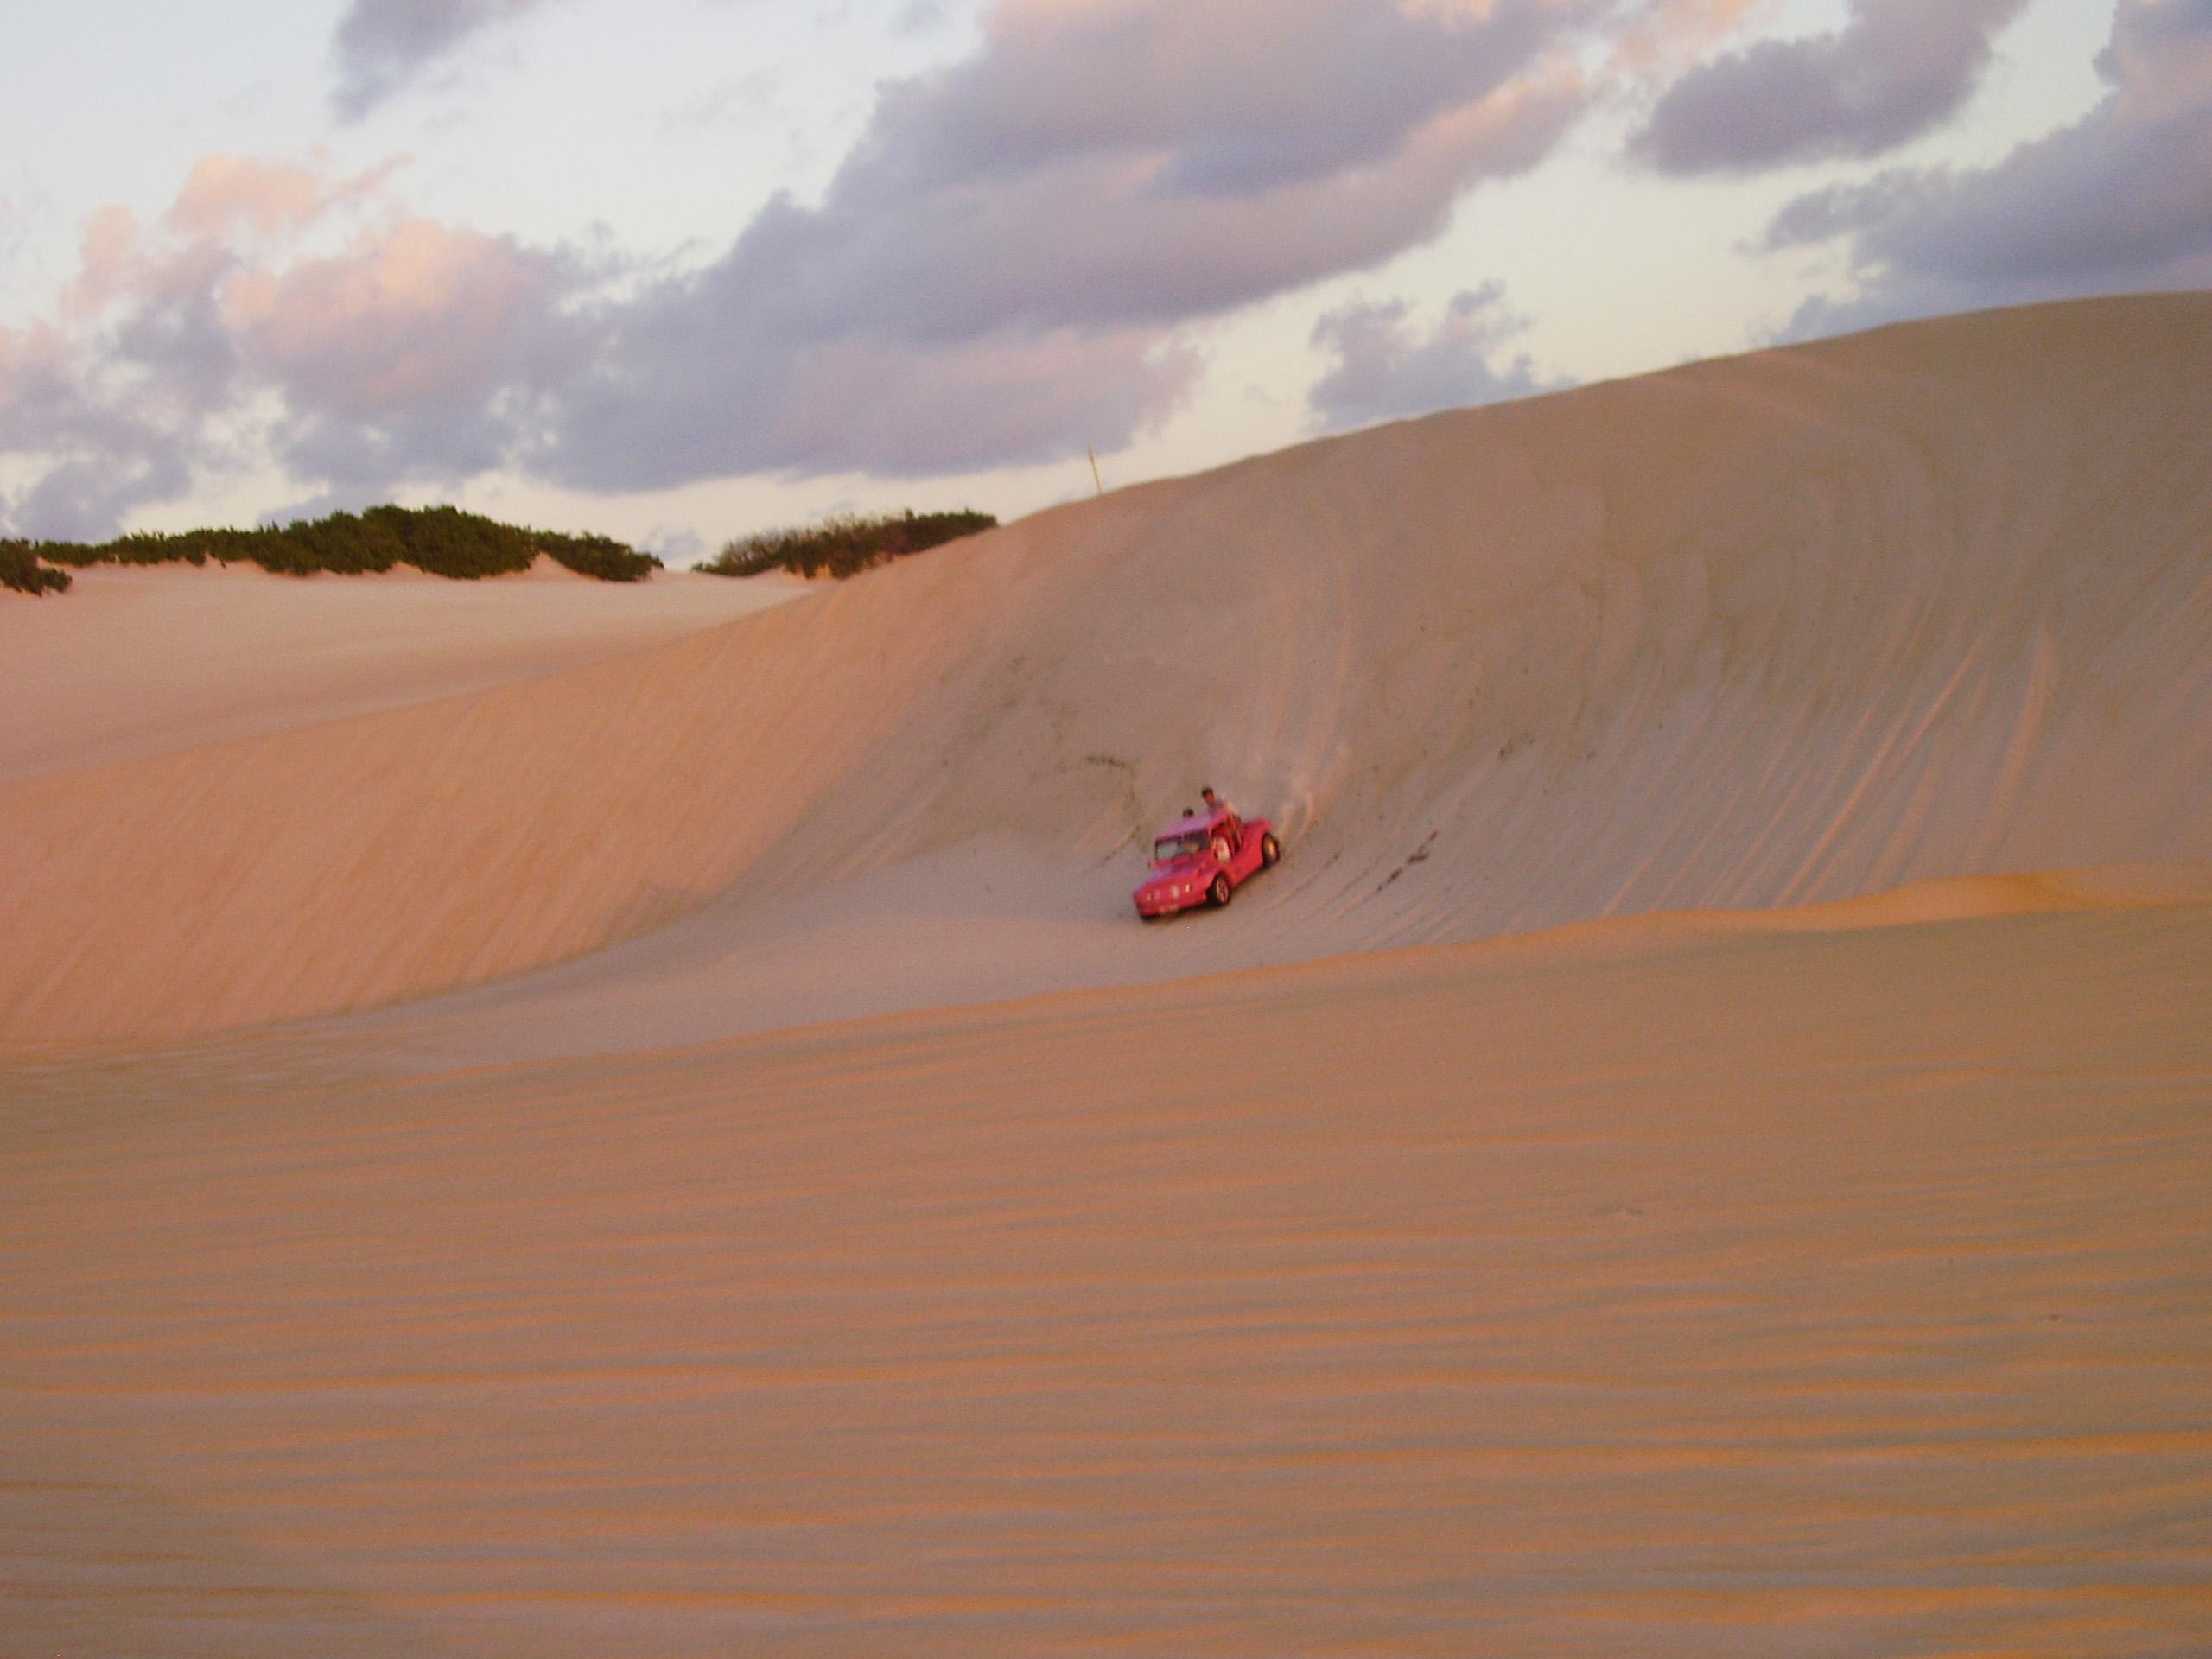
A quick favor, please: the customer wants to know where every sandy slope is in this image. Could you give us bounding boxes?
[4,294,2209,1053]
[0,560,804,781]
[5,296,2211,1655]
[4,899,2208,1656]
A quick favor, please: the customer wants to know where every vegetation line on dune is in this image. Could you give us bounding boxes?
[699,509,997,581]
[0,539,71,596]
[5,504,661,591]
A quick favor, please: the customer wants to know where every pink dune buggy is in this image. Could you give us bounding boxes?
[1133,804,1281,919]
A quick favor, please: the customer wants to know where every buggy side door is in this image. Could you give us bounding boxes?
[1224,816,1260,884]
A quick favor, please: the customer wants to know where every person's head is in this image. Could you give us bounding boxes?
[1201,785,1220,808]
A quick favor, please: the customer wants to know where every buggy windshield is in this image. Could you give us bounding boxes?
[1154,830,1211,862]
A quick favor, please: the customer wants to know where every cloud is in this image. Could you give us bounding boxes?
[1306,283,1553,432]
[892,0,955,34]
[332,0,560,120]
[1603,0,1762,79]
[1,197,255,539]
[1765,0,2212,336]
[1632,0,2029,174]
[532,0,1599,490]
[878,0,1592,200]
[227,218,570,493]
[0,316,191,539]
[0,156,536,537]
[10,1,1669,533]
[166,156,330,241]
[543,305,1201,490]
[226,219,556,422]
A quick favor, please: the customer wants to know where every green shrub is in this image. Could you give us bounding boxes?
[0,539,72,595]
[16,506,661,588]
[529,528,661,582]
[700,508,997,581]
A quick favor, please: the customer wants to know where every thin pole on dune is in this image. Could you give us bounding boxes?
[1087,445,1104,497]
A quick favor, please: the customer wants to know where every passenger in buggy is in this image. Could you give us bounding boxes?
[1200,787,1242,861]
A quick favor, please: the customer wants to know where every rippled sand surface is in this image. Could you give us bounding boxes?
[6,900,2209,1655]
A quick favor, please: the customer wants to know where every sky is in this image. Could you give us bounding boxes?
[1,0,2203,562]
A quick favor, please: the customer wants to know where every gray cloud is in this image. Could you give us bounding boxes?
[0,223,246,539]
[892,1,953,34]
[534,0,1597,490]
[1632,0,2028,174]
[332,0,558,120]
[873,0,1591,198]
[13,451,194,543]
[1766,0,2212,338]
[541,308,1203,490]
[1306,284,1554,433]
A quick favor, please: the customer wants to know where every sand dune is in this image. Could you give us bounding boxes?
[5,294,2209,1053]
[0,560,803,781]
[5,899,2208,1656]
[6,295,2211,1655]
